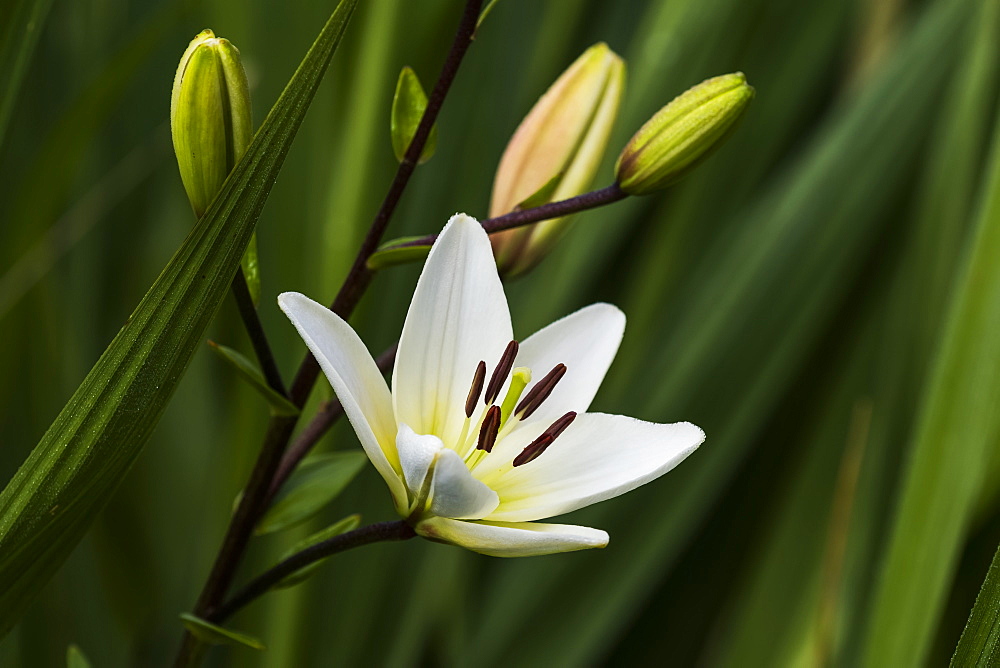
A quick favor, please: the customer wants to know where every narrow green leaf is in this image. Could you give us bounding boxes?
[952,539,1000,667]
[862,50,1000,667]
[65,644,92,668]
[179,613,265,651]
[256,451,367,535]
[273,514,362,590]
[207,341,298,416]
[0,0,359,638]
[366,236,432,270]
[390,66,437,163]
[476,0,504,31]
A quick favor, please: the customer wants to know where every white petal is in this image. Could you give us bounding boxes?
[485,413,704,522]
[396,423,443,496]
[428,449,499,519]
[393,214,513,446]
[278,292,406,509]
[511,303,625,428]
[416,517,608,557]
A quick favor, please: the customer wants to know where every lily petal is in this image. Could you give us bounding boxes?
[396,423,443,496]
[429,449,500,519]
[278,292,406,508]
[485,413,704,522]
[393,214,513,446]
[512,303,625,428]
[416,517,608,557]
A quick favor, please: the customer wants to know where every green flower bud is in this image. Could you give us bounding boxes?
[171,29,259,304]
[489,43,625,277]
[170,29,253,218]
[616,72,754,196]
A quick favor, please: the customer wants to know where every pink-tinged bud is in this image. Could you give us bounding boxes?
[489,43,625,277]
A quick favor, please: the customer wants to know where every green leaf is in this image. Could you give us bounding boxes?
[207,341,298,416]
[65,644,92,668]
[366,236,433,270]
[390,66,436,164]
[952,539,1000,667]
[179,613,265,651]
[514,171,562,210]
[862,29,1000,667]
[0,0,359,639]
[256,451,367,535]
[0,0,55,152]
[273,514,362,590]
[476,0,504,31]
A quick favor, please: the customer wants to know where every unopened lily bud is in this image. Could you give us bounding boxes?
[171,29,253,218]
[171,29,259,303]
[616,72,753,196]
[489,43,624,277]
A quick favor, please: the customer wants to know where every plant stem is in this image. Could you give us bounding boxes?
[269,344,397,499]
[286,0,483,407]
[230,270,288,396]
[390,183,629,251]
[211,521,416,624]
[175,3,482,665]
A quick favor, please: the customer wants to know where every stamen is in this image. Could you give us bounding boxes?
[477,405,502,452]
[513,411,576,466]
[485,340,519,405]
[499,367,531,427]
[515,363,567,419]
[465,360,487,418]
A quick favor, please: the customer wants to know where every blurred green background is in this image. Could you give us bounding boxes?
[2,0,1000,665]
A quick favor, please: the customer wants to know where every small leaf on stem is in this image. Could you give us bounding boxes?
[256,451,367,534]
[391,66,437,164]
[179,614,265,650]
[366,235,432,270]
[207,341,299,416]
[273,514,363,589]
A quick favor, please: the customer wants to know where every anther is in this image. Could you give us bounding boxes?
[477,405,502,452]
[465,361,486,418]
[515,363,567,419]
[513,411,576,467]
[485,340,519,405]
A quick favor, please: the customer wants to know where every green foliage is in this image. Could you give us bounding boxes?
[65,644,92,668]
[0,0,357,639]
[179,614,265,651]
[273,514,363,589]
[953,539,1000,667]
[1,0,999,665]
[207,341,299,416]
[256,452,367,534]
[390,66,437,164]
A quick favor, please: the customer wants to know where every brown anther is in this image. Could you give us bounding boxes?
[477,405,502,452]
[515,363,567,419]
[513,435,553,467]
[512,411,576,467]
[465,361,486,418]
[484,340,519,405]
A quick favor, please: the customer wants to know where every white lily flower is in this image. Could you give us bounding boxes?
[278,214,704,557]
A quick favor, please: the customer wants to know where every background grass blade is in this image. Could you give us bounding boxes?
[860,27,1000,665]
[0,0,358,638]
[952,539,1000,667]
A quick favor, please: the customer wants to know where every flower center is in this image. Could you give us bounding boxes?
[458,339,576,468]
